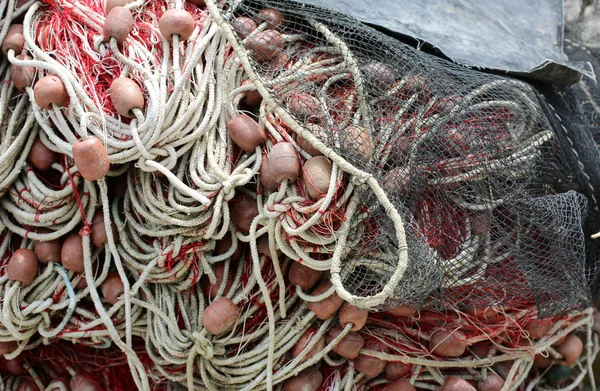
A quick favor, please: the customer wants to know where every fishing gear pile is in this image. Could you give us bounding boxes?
[0,0,598,390]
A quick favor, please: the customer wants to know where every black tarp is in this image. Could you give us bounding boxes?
[297,0,595,84]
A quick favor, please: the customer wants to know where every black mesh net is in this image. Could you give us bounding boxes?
[212,0,593,315]
[543,38,600,303]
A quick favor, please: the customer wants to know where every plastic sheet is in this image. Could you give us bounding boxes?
[297,0,595,84]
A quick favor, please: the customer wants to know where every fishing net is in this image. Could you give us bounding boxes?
[0,0,598,390]
[544,38,600,302]
[0,339,165,390]
[209,0,591,315]
[306,307,599,391]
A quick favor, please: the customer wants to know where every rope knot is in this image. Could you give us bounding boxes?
[222,179,235,196]
[351,172,372,185]
[192,332,224,360]
[271,202,288,213]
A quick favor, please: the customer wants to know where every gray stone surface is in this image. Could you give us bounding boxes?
[565,0,600,51]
